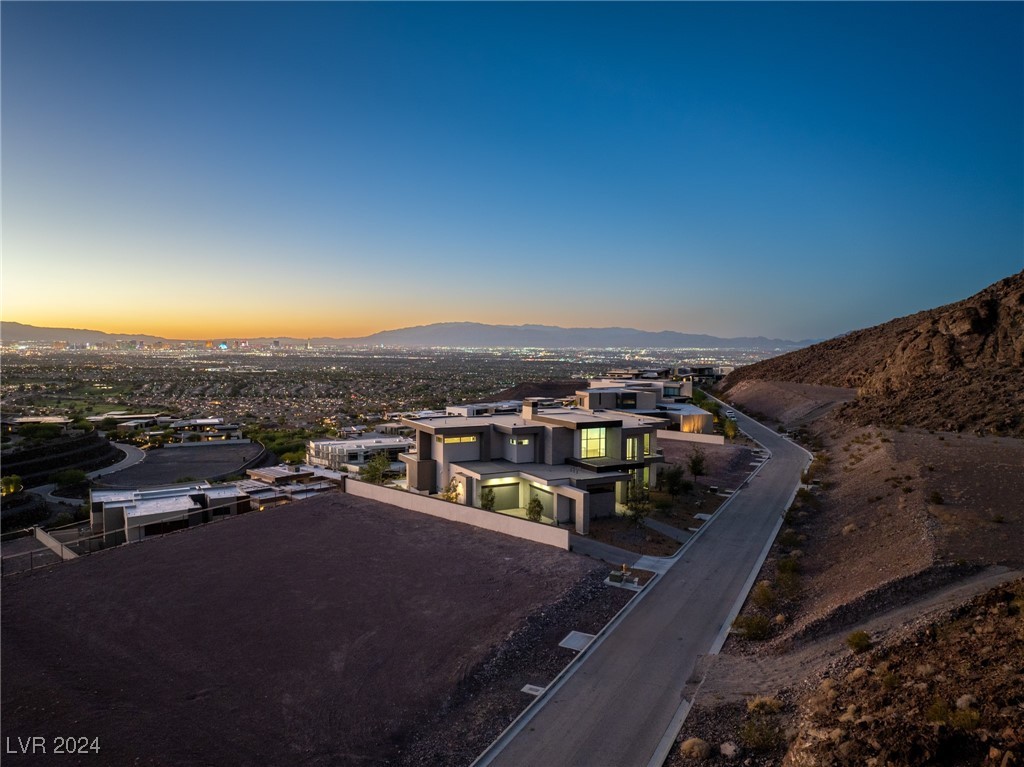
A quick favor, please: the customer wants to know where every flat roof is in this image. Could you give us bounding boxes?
[311,436,413,449]
[656,403,713,416]
[123,496,199,519]
[451,459,622,485]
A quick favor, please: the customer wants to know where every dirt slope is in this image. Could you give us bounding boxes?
[720,272,1024,436]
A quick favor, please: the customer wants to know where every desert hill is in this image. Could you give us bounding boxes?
[720,272,1024,436]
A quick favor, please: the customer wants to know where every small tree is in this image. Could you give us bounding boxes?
[480,486,496,511]
[1,475,23,496]
[625,477,651,528]
[723,418,739,440]
[359,452,391,484]
[688,447,707,481]
[661,464,687,498]
[439,477,460,502]
[526,496,544,522]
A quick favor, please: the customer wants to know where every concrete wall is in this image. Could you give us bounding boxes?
[656,429,725,445]
[32,527,78,561]
[345,479,570,550]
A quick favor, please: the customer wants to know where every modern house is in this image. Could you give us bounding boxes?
[167,417,245,443]
[90,482,251,545]
[400,399,666,534]
[577,379,713,433]
[306,433,415,474]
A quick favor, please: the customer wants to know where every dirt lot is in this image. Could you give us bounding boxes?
[95,442,264,487]
[1,492,614,767]
[660,439,760,493]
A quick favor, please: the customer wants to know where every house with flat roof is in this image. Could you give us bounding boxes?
[306,433,414,474]
[400,399,666,534]
[90,482,251,545]
[576,379,712,433]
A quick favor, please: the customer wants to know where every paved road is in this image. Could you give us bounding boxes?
[25,443,146,506]
[479,408,810,767]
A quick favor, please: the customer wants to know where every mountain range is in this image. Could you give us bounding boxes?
[0,320,812,351]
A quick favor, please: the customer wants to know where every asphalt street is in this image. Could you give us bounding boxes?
[478,408,810,767]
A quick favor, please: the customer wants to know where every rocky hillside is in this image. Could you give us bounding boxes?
[786,578,1024,767]
[720,272,1024,436]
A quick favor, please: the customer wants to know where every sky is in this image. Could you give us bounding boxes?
[2,2,1022,342]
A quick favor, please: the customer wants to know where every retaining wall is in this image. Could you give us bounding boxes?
[345,480,571,550]
[657,430,725,445]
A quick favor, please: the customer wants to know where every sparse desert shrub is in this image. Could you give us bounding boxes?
[778,528,801,548]
[928,490,944,504]
[880,671,899,690]
[678,737,711,759]
[747,696,782,714]
[52,512,75,528]
[776,571,801,599]
[993,514,1006,524]
[777,556,800,575]
[926,698,950,723]
[751,581,777,609]
[949,708,981,731]
[739,709,783,751]
[846,630,872,653]
[734,614,771,640]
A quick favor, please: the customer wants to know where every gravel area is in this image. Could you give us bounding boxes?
[2,492,607,767]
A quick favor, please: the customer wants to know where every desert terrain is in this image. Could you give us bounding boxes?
[1,492,632,767]
[668,377,1023,766]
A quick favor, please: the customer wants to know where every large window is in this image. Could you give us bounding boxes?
[580,427,607,459]
[443,435,477,444]
[643,433,652,456]
[626,436,640,461]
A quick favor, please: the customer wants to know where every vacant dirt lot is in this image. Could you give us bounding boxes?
[660,439,758,492]
[1,492,603,766]
[95,442,264,487]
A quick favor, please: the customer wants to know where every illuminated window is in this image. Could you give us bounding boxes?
[509,438,530,446]
[626,437,640,461]
[580,427,607,459]
[643,433,652,456]
[443,435,477,444]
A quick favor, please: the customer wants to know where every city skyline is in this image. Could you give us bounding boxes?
[2,2,1022,340]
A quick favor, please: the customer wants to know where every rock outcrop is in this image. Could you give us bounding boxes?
[720,272,1024,436]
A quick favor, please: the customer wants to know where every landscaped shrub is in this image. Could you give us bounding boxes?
[846,630,872,653]
[526,497,543,523]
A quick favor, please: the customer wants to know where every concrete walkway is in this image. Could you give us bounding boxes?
[569,536,641,567]
[644,517,692,543]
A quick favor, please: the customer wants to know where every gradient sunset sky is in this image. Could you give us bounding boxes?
[2,2,1021,341]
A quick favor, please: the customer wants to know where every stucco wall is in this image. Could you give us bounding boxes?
[656,429,725,445]
[345,479,570,550]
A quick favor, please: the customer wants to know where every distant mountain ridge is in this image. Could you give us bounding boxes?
[1,320,812,350]
[720,271,1024,435]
